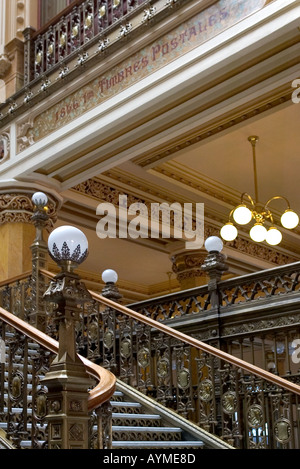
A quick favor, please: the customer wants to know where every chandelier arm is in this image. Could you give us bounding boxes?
[228,208,235,223]
[240,192,256,208]
[264,195,291,211]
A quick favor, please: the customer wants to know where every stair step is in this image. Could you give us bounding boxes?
[112,441,204,448]
[110,401,143,413]
[112,413,160,419]
[112,425,181,432]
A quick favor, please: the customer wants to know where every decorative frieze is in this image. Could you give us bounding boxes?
[0,192,58,229]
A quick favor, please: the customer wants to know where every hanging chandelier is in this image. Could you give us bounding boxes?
[220,136,299,246]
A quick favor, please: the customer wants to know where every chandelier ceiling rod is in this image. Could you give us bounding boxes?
[248,135,259,204]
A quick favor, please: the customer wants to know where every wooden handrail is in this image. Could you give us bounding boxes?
[0,306,116,411]
[40,268,300,396]
[0,271,32,288]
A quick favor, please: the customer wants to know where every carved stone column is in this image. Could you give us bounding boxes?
[170,243,207,290]
[0,188,58,281]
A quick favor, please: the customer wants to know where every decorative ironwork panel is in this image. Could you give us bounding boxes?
[30,0,150,80]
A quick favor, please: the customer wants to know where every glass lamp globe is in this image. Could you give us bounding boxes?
[32,191,48,207]
[220,223,238,242]
[249,223,267,242]
[204,236,223,253]
[102,269,118,284]
[281,209,299,229]
[266,227,282,246]
[233,205,252,225]
[48,225,88,265]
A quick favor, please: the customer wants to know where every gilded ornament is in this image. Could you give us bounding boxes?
[103,330,114,349]
[157,358,169,378]
[274,418,292,444]
[177,368,190,390]
[198,379,213,402]
[99,5,106,17]
[10,374,22,399]
[60,33,66,46]
[35,51,42,65]
[137,347,150,368]
[88,321,99,341]
[247,404,264,428]
[85,15,92,28]
[222,391,237,415]
[72,25,79,38]
[120,339,131,358]
[36,394,47,418]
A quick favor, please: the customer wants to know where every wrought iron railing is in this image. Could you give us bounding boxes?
[86,292,300,449]
[25,0,149,83]
[38,268,300,448]
[2,264,300,448]
[2,262,300,379]
[128,261,300,318]
[0,306,115,449]
[126,261,300,377]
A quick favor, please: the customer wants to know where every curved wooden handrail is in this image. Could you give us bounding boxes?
[0,306,116,411]
[40,268,300,396]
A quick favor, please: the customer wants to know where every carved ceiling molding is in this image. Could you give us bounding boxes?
[72,178,148,206]
[0,192,58,229]
[132,92,291,168]
[152,163,238,208]
[71,177,299,266]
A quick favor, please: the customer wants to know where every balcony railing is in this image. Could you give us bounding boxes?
[25,0,149,83]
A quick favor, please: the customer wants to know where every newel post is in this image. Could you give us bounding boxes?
[42,226,93,449]
[201,236,228,345]
[30,192,49,332]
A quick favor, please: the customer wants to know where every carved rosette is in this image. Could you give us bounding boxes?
[0,192,58,230]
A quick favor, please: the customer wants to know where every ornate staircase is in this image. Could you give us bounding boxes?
[0,322,229,450]
[1,264,300,449]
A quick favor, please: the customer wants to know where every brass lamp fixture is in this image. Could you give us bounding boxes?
[220,136,299,246]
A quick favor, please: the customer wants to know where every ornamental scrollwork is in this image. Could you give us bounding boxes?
[0,192,58,230]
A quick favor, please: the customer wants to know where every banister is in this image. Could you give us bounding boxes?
[92,292,300,396]
[39,267,300,396]
[0,271,32,287]
[218,260,300,290]
[0,306,116,411]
